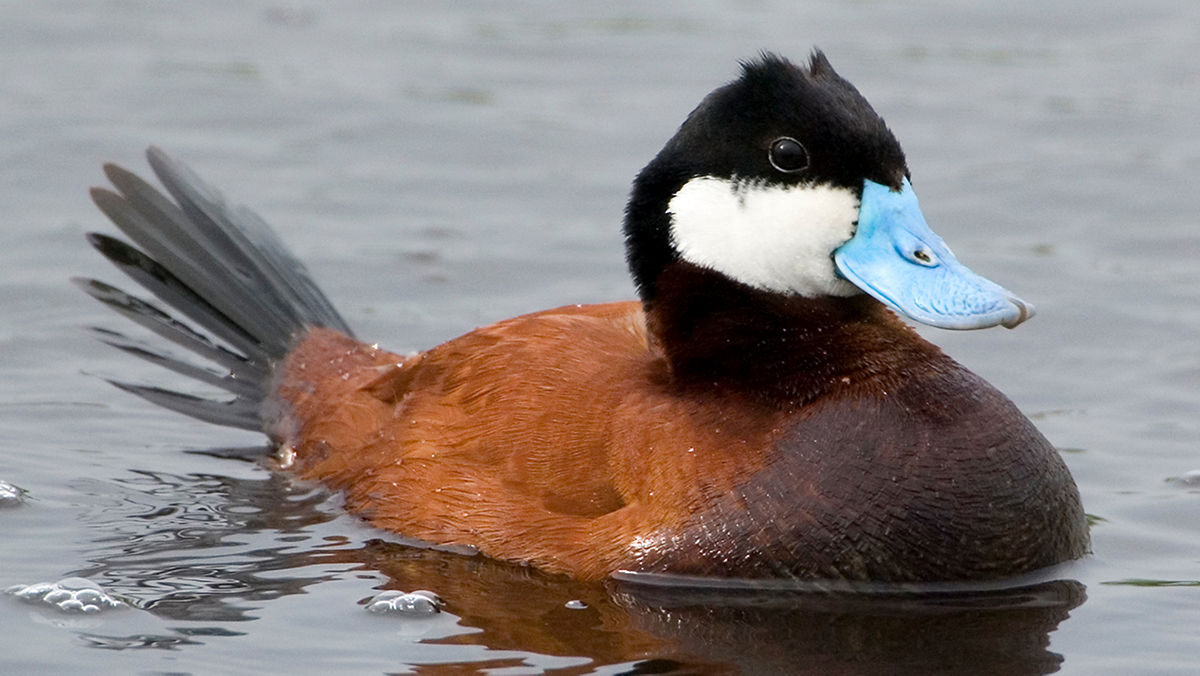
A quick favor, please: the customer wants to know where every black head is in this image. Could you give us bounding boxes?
[623,51,909,304]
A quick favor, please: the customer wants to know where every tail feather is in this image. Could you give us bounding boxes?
[73,277,263,378]
[107,380,262,431]
[83,232,269,361]
[89,327,260,398]
[88,175,276,343]
[77,147,353,435]
[142,148,351,337]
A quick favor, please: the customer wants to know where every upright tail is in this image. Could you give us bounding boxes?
[73,147,353,434]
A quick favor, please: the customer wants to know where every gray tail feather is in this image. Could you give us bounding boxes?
[74,146,354,433]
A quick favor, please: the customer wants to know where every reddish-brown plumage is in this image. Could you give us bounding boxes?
[270,299,792,579]
[264,264,1086,581]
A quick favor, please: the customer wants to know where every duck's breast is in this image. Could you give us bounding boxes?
[626,360,1089,581]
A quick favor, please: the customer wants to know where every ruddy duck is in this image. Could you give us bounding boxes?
[77,51,1088,581]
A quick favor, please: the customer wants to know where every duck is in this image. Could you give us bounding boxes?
[75,51,1088,582]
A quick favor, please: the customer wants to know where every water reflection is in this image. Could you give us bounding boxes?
[357,544,1084,675]
[66,458,1086,673]
[610,580,1084,675]
[69,458,342,623]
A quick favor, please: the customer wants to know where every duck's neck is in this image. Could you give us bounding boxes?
[643,262,940,406]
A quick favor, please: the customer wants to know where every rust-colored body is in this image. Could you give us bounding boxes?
[270,267,1086,580]
[275,301,784,580]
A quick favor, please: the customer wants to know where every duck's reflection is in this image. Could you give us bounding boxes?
[68,461,1085,674]
[356,541,1084,675]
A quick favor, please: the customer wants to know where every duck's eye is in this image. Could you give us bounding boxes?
[768,137,809,173]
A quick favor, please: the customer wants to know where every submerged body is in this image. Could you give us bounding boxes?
[78,52,1088,582]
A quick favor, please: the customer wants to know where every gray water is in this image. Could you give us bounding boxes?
[1,1,1197,673]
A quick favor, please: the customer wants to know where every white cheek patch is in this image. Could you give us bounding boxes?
[667,176,862,297]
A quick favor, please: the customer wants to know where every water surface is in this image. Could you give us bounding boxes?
[2,1,1198,673]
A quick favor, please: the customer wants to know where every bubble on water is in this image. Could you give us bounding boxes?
[565,599,589,610]
[5,577,125,614]
[0,480,25,508]
[365,589,443,616]
[1168,470,1200,487]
